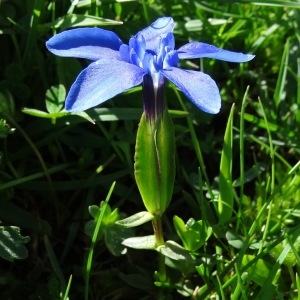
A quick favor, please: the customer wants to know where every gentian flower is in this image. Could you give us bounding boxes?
[46,17,254,119]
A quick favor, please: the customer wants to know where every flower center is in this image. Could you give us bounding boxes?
[119,32,178,121]
[119,32,178,76]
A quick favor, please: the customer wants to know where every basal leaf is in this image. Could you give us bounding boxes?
[116,211,154,228]
[157,240,193,263]
[122,235,156,250]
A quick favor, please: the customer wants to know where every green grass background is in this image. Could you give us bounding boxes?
[0,0,300,299]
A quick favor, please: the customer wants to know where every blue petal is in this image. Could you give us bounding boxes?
[163,50,179,68]
[65,59,145,112]
[46,28,123,61]
[119,44,130,62]
[161,67,221,114]
[178,42,255,62]
[139,17,175,52]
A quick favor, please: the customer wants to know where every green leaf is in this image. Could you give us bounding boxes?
[22,108,68,118]
[105,225,133,256]
[157,240,193,263]
[90,202,112,223]
[134,110,175,214]
[173,216,212,252]
[85,201,133,256]
[271,236,300,267]
[226,230,244,249]
[0,88,14,117]
[173,215,186,235]
[217,104,234,224]
[88,205,100,219]
[0,226,29,261]
[85,202,113,238]
[0,119,14,139]
[22,108,94,124]
[22,108,53,118]
[84,220,104,242]
[186,219,212,251]
[242,254,272,287]
[164,255,195,274]
[116,211,154,228]
[85,203,112,241]
[122,235,156,250]
[45,84,66,113]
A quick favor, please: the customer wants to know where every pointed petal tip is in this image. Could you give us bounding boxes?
[204,105,221,115]
[244,54,255,62]
[178,42,255,63]
[199,100,221,114]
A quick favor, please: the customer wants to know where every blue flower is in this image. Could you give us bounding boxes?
[46,17,254,115]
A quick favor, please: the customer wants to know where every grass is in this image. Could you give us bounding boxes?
[0,0,300,299]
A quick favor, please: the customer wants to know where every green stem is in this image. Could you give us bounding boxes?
[158,252,166,282]
[152,216,166,282]
[152,216,164,246]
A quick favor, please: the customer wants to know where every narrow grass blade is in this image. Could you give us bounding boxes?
[257,240,293,298]
[0,164,71,190]
[237,87,249,232]
[242,1,300,8]
[62,275,72,300]
[174,88,214,201]
[296,273,300,300]
[274,39,289,109]
[84,181,116,300]
[217,104,234,224]
[44,235,66,294]
[297,58,300,123]
[23,0,43,67]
